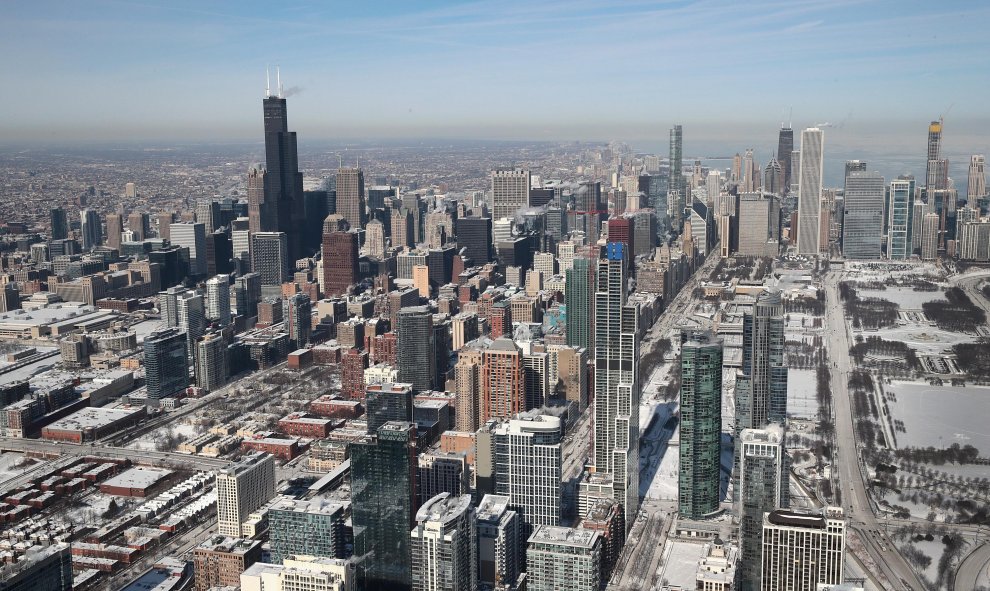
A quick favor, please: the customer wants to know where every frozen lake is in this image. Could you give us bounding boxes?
[886,382,990,452]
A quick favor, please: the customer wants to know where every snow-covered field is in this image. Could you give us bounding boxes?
[886,381,990,451]
[124,422,204,451]
[0,452,32,481]
[858,287,942,310]
[787,369,819,420]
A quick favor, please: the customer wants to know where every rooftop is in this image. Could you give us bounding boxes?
[44,405,145,432]
[195,535,261,554]
[528,525,599,549]
[416,492,472,525]
[101,467,172,491]
[476,494,512,523]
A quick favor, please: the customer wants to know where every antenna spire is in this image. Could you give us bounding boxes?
[266,66,270,97]
[277,66,283,98]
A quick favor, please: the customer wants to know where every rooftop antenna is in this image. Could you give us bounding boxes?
[338,154,342,168]
[277,66,283,98]
[266,66,270,97]
[788,107,792,128]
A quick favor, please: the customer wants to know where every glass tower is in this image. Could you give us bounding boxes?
[678,331,723,519]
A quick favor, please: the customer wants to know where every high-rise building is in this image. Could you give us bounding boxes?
[481,338,523,422]
[365,219,386,258]
[397,306,435,392]
[565,256,595,354]
[678,331,723,520]
[738,424,788,591]
[365,382,414,433]
[777,126,794,192]
[106,213,123,250]
[968,154,986,200]
[235,272,262,318]
[921,212,940,260]
[50,207,69,240]
[410,493,477,591]
[262,88,305,261]
[841,170,885,259]
[128,212,149,241]
[144,328,189,400]
[475,494,521,590]
[761,508,846,591]
[491,415,562,532]
[736,192,779,257]
[926,119,947,192]
[194,537,262,591]
[252,232,289,286]
[454,217,492,265]
[526,526,602,591]
[887,178,916,259]
[268,497,347,563]
[796,128,824,255]
[335,168,366,230]
[491,169,531,221]
[593,243,640,528]
[0,542,72,591]
[194,332,229,392]
[176,289,206,354]
[247,167,276,234]
[669,125,683,198]
[322,229,359,297]
[734,290,787,441]
[351,421,417,591]
[285,292,312,348]
[205,275,231,326]
[171,222,208,276]
[216,452,277,537]
[763,156,782,195]
[80,209,102,250]
[196,200,220,234]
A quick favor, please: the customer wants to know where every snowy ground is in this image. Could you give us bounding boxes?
[859,324,974,357]
[886,381,990,451]
[858,287,943,310]
[0,452,32,481]
[787,369,819,420]
[124,421,205,451]
[640,401,679,501]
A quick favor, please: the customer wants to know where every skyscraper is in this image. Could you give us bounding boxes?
[322,229,359,297]
[481,338,523,422]
[50,207,68,240]
[205,275,231,327]
[796,128,824,255]
[194,332,229,392]
[738,424,788,591]
[776,126,794,192]
[492,415,562,532]
[263,86,305,261]
[734,290,787,441]
[763,156,782,195]
[143,328,189,400]
[106,213,123,250]
[234,272,262,318]
[526,526,602,591]
[565,256,595,354]
[336,168,367,230]
[285,292,312,348]
[669,124,683,197]
[475,494,521,589]
[454,216,493,265]
[926,119,947,192]
[176,289,206,355]
[365,382,414,433]
[351,421,417,591]
[251,232,289,286]
[921,212,940,261]
[216,452,276,538]
[410,493,477,591]
[887,178,915,259]
[80,209,102,250]
[247,166,276,234]
[491,169,531,221]
[170,222,207,276]
[761,508,846,591]
[841,170,885,259]
[678,331,723,520]
[397,306,435,392]
[593,243,640,528]
[969,155,987,200]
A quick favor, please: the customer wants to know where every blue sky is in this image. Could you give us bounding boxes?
[2,0,989,148]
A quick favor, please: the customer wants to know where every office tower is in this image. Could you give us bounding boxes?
[262,88,305,261]
[285,292,312,348]
[0,542,72,591]
[761,508,846,591]
[247,167,275,233]
[216,452,277,537]
[0,283,20,313]
[796,128,824,255]
[476,494,521,589]
[194,332,229,392]
[106,213,123,250]
[391,207,414,249]
[365,382,414,433]
[418,450,469,506]
[738,424,788,591]
[322,229,359,297]
[336,167,366,230]
[764,156,782,195]
[481,338,523,422]
[252,231,289,286]
[565,256,594,353]
[926,119,947,192]
[397,306,436,392]
[491,168,531,221]
[669,124,683,195]
[410,493,477,591]
[777,126,794,192]
[351,422,417,591]
[678,331,723,520]
[453,354,481,432]
[887,179,915,259]
[176,289,206,354]
[736,193,779,257]
[454,216,493,265]
[735,290,787,441]
[492,415,562,531]
[526,526,602,591]
[268,497,347,563]
[128,212,149,241]
[969,155,987,200]
[79,209,101,250]
[50,207,69,240]
[205,275,231,326]
[593,243,640,527]
[144,328,189,400]
[235,272,262,317]
[156,212,173,241]
[125,182,137,198]
[921,212,940,260]
[171,222,207,276]
[196,200,220,233]
[522,348,549,409]
[741,148,757,192]
[705,170,722,212]
[841,170,885,259]
[365,219,385,258]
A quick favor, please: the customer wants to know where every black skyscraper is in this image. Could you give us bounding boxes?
[50,207,69,241]
[777,127,794,193]
[262,85,306,261]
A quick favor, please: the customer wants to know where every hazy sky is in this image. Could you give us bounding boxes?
[2,0,989,148]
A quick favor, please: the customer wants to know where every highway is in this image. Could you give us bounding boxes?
[955,542,990,591]
[824,269,927,590]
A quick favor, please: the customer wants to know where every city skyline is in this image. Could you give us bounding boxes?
[2,1,989,145]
